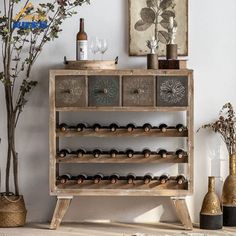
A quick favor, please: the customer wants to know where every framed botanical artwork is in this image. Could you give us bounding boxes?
[129,0,188,56]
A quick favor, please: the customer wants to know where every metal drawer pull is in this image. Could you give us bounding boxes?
[98,88,108,94]
[134,88,145,94]
[63,89,73,94]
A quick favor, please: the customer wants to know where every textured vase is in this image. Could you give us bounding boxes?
[222,154,236,226]
[200,176,223,230]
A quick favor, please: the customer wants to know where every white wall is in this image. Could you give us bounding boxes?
[1,0,236,223]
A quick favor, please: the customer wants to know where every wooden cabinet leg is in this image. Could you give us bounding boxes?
[171,197,193,230]
[50,197,73,230]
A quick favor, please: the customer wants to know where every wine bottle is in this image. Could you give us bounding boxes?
[93,149,102,158]
[158,149,168,158]
[110,173,120,184]
[93,123,101,132]
[127,173,136,184]
[176,174,186,185]
[143,149,151,158]
[109,123,119,132]
[76,123,87,132]
[77,148,86,158]
[176,149,184,159]
[126,149,134,158]
[143,123,152,132]
[176,124,184,132]
[126,123,136,132]
[59,148,71,158]
[58,174,71,184]
[76,18,88,61]
[110,149,119,158]
[143,173,154,184]
[77,173,87,184]
[59,123,68,132]
[94,173,103,184]
[159,123,168,133]
[159,174,170,184]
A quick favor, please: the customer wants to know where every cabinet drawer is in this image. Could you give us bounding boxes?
[157,76,188,107]
[55,76,86,107]
[123,76,155,107]
[88,76,120,106]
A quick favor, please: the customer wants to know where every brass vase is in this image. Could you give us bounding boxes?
[200,176,223,230]
[222,154,236,226]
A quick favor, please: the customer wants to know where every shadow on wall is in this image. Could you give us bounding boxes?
[63,196,178,223]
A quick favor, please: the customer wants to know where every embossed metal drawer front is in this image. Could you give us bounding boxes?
[55,76,86,107]
[88,76,120,106]
[157,76,188,107]
[123,76,155,107]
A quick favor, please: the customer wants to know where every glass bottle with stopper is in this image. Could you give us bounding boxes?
[146,36,158,69]
[166,16,178,60]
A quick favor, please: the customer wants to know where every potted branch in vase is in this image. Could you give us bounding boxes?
[199,103,236,226]
[0,0,90,227]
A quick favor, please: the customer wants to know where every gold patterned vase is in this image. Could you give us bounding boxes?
[200,176,223,230]
[222,154,236,226]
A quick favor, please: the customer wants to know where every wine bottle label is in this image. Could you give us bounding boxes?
[77,40,88,60]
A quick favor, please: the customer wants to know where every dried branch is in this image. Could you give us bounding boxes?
[198,103,236,155]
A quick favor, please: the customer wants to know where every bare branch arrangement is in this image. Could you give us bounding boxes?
[198,103,236,155]
[0,0,90,196]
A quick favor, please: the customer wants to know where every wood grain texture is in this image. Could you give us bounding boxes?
[56,128,188,138]
[56,153,188,164]
[171,198,193,230]
[49,68,194,230]
[50,197,72,230]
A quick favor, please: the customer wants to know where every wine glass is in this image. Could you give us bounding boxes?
[98,39,108,60]
[89,37,100,60]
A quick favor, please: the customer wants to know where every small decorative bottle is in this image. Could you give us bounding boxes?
[200,176,223,229]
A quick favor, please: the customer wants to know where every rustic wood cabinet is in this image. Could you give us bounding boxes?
[49,69,194,230]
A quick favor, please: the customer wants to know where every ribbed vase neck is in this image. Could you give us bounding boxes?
[230,154,236,176]
[208,176,215,192]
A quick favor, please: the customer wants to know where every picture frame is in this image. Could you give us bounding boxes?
[129,0,188,57]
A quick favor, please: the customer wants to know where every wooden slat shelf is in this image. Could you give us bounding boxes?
[56,128,188,138]
[56,106,189,112]
[56,153,188,164]
[56,179,188,191]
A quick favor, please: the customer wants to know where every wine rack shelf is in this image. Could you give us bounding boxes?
[56,179,188,191]
[49,69,194,230]
[56,127,188,138]
[56,153,188,164]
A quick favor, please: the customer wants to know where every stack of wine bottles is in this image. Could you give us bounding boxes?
[57,173,187,185]
[57,148,187,159]
[57,123,186,133]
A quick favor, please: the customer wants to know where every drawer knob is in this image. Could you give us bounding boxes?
[103,88,108,94]
[134,88,144,94]
[64,89,73,94]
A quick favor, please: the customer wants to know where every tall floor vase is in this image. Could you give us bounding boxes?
[222,154,236,226]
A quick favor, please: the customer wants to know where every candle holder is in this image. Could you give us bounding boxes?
[222,154,236,226]
[200,176,223,230]
[146,37,158,69]
[166,17,178,60]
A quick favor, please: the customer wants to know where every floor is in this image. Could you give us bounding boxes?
[0,223,236,236]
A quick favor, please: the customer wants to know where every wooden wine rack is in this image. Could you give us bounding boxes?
[49,69,194,230]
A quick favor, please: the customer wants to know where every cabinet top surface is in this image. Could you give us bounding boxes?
[50,69,193,76]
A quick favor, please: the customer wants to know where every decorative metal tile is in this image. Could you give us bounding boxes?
[88,76,120,106]
[123,76,155,107]
[55,76,86,107]
[157,76,188,107]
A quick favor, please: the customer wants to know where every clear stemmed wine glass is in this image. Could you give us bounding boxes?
[98,39,108,60]
[89,37,100,60]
